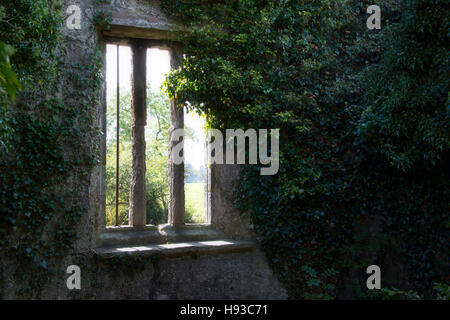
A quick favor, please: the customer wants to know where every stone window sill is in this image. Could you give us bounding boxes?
[99,224,221,247]
[96,224,254,258]
[95,240,254,258]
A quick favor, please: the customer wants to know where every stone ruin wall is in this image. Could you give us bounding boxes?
[1,0,286,299]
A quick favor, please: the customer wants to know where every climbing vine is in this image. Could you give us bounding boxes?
[0,0,103,297]
[161,0,449,299]
[0,0,447,300]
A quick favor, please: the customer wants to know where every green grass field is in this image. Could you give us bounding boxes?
[185,182,205,223]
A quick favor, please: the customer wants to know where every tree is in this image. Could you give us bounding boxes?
[105,89,172,225]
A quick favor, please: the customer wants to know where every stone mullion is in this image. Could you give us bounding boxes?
[129,41,147,226]
[168,46,185,227]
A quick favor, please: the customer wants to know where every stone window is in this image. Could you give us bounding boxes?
[101,28,209,231]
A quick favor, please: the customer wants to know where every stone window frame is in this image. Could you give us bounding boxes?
[98,26,212,236]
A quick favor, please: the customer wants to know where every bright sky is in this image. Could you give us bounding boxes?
[105,44,206,169]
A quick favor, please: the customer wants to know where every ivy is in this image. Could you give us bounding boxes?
[0,41,20,101]
[0,0,447,300]
[0,1,102,297]
[161,0,449,299]
[359,0,449,171]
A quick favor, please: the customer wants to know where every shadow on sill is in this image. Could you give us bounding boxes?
[95,239,255,258]
[99,224,224,247]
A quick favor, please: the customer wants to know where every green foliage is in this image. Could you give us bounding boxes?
[105,91,132,225]
[92,10,112,31]
[0,41,16,151]
[185,182,205,223]
[0,1,102,297]
[359,0,450,170]
[0,41,21,101]
[380,287,422,300]
[145,92,171,225]
[0,0,63,84]
[105,88,205,225]
[0,0,446,300]
[379,282,449,300]
[434,282,450,300]
[105,90,172,225]
[161,0,449,299]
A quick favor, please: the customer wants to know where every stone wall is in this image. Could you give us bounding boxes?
[1,0,286,300]
[34,246,284,300]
